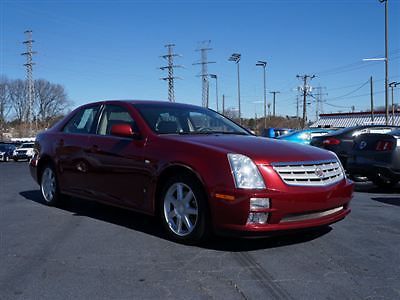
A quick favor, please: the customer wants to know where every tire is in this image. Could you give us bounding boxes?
[372,176,398,188]
[13,158,18,162]
[160,175,210,244]
[40,164,62,206]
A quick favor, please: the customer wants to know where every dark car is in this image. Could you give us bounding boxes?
[0,143,17,162]
[310,125,398,168]
[347,129,400,188]
[29,100,353,243]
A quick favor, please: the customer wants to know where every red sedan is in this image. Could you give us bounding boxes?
[30,100,353,243]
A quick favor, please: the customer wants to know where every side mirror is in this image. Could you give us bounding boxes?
[110,123,138,138]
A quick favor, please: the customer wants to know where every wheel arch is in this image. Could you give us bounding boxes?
[154,164,210,216]
[36,155,56,184]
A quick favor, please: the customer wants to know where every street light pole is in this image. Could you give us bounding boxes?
[256,61,267,129]
[229,53,242,124]
[379,0,389,125]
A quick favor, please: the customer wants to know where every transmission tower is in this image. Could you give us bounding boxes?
[193,41,215,107]
[312,86,327,120]
[21,30,36,134]
[160,44,182,102]
[297,74,315,128]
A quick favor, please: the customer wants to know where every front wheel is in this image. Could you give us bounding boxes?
[160,175,209,244]
[40,165,62,206]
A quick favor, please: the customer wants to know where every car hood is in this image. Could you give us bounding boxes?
[162,134,336,165]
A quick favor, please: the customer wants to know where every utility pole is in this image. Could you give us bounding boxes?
[389,81,399,125]
[269,91,280,117]
[21,30,36,135]
[160,44,182,102]
[370,76,375,123]
[297,74,315,128]
[193,41,215,108]
[228,53,242,124]
[256,60,267,129]
[209,74,219,112]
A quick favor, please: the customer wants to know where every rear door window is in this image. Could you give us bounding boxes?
[63,105,100,134]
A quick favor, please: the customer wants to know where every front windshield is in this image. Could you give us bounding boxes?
[134,103,249,135]
[0,145,8,151]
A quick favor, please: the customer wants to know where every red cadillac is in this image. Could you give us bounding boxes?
[30,100,353,243]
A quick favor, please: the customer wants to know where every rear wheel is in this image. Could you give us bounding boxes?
[372,176,398,188]
[160,175,209,244]
[40,164,62,206]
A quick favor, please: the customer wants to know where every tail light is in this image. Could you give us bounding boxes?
[322,137,341,145]
[375,141,394,151]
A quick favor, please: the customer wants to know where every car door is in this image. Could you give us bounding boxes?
[85,103,149,211]
[56,104,101,197]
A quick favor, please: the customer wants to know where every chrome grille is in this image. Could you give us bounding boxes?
[272,160,344,186]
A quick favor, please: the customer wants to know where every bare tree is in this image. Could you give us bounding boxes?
[34,79,71,126]
[8,79,28,123]
[0,76,12,129]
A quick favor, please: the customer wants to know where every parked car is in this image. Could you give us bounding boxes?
[310,125,398,168]
[29,100,353,243]
[261,127,292,138]
[277,128,335,145]
[13,142,35,161]
[347,129,400,188]
[0,143,17,162]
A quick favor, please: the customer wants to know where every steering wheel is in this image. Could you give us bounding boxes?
[198,127,213,132]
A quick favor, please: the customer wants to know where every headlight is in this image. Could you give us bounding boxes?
[227,154,266,189]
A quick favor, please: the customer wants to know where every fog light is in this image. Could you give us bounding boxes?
[247,212,269,224]
[250,198,270,210]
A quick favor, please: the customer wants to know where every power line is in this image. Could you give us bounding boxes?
[160,43,182,102]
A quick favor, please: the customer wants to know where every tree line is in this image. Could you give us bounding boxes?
[0,76,72,137]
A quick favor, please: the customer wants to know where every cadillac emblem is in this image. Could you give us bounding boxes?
[315,167,325,178]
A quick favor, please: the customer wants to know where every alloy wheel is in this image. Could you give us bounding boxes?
[163,182,199,237]
[41,167,57,203]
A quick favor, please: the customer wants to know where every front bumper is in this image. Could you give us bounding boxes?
[210,177,353,237]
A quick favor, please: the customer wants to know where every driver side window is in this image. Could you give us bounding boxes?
[97,105,137,136]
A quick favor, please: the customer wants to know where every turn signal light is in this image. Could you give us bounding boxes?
[322,137,341,145]
[376,141,394,151]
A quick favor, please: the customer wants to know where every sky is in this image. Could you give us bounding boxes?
[1,0,400,121]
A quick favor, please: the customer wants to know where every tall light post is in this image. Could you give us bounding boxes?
[209,74,219,112]
[363,57,387,124]
[256,60,267,129]
[229,53,241,124]
[389,81,399,125]
[379,0,389,125]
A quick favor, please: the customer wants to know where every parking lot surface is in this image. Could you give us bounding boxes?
[1,162,399,299]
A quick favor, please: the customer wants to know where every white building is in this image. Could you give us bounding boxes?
[311,111,400,128]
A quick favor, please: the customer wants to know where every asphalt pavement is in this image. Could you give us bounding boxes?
[1,162,399,299]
